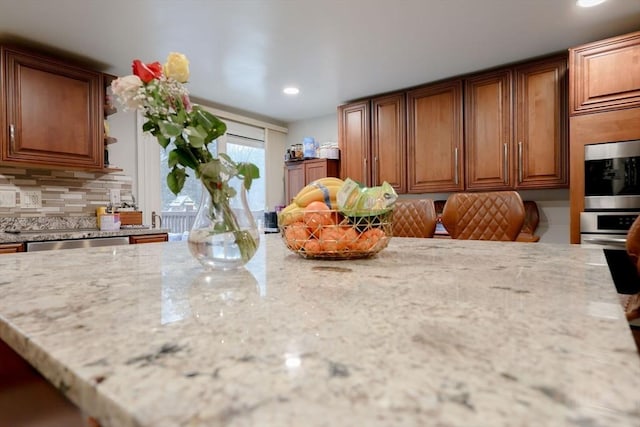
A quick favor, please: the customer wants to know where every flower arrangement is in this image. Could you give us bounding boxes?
[110,52,260,264]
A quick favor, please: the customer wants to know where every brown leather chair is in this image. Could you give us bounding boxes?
[392,199,438,238]
[624,216,640,322]
[440,191,525,241]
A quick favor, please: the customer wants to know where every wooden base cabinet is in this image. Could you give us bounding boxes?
[284,158,340,203]
[0,243,24,254]
[129,233,168,244]
[0,45,104,170]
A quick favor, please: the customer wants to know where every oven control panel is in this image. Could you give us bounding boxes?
[581,211,639,234]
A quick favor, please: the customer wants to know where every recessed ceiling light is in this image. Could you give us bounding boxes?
[283,87,299,95]
[576,0,607,7]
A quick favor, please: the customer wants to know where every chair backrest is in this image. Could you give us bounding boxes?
[625,216,640,323]
[626,215,640,273]
[441,191,525,241]
[392,199,437,238]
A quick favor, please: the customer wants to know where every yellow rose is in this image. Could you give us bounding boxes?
[164,52,190,83]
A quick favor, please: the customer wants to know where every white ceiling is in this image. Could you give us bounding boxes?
[1,0,639,124]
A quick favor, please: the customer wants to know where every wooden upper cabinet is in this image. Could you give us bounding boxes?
[514,55,568,189]
[407,79,463,193]
[465,69,513,190]
[569,31,640,115]
[0,46,103,170]
[338,101,370,186]
[371,93,406,192]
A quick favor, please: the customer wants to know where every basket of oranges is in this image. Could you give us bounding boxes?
[278,200,393,260]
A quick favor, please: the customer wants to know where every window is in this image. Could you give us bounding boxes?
[159,120,266,239]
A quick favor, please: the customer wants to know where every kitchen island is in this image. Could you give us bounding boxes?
[0,235,639,426]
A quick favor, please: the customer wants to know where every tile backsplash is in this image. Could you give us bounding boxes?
[0,166,133,217]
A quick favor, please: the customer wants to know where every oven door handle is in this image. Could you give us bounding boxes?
[582,236,627,247]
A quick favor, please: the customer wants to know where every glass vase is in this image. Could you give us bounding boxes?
[188,178,260,270]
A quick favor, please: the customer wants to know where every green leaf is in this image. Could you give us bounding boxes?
[159,120,183,138]
[173,146,199,170]
[185,126,206,148]
[156,134,171,149]
[142,120,157,133]
[237,162,260,190]
[167,167,187,195]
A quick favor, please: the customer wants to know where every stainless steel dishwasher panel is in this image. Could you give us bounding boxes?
[26,236,130,252]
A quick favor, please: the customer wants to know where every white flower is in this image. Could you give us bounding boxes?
[111,75,144,110]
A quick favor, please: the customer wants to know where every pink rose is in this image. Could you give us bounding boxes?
[110,75,144,110]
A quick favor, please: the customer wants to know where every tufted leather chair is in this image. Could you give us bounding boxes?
[391,199,438,238]
[624,216,640,323]
[440,191,525,241]
[619,216,640,353]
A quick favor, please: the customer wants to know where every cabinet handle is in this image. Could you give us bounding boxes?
[518,141,523,184]
[454,147,459,185]
[503,143,508,184]
[363,158,368,186]
[373,156,378,186]
[9,124,15,145]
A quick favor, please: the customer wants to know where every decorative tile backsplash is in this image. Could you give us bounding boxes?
[0,167,133,218]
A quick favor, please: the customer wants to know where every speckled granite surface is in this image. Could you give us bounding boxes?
[0,236,639,426]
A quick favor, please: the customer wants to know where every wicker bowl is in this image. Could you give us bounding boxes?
[278,209,393,259]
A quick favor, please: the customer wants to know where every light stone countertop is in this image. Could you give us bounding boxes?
[0,235,639,426]
[0,227,170,244]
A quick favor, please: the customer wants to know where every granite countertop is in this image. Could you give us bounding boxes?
[0,227,170,244]
[0,236,639,426]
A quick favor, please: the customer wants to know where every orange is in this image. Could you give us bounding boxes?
[284,221,310,250]
[303,201,336,236]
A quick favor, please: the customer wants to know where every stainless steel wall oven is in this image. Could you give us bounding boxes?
[584,139,640,210]
[582,139,640,295]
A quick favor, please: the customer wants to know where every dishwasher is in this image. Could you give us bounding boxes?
[26,236,130,252]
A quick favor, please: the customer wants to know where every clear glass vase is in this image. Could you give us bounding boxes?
[188,178,260,270]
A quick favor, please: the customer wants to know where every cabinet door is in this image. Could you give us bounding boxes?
[465,69,513,190]
[514,56,568,189]
[338,101,370,186]
[129,234,168,244]
[285,163,305,203]
[304,159,339,184]
[371,93,406,192]
[1,46,103,170]
[407,80,463,193]
[569,31,640,115]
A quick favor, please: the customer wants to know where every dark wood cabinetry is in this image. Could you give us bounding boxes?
[371,93,406,192]
[569,31,640,244]
[129,233,169,244]
[569,31,640,115]
[338,54,567,194]
[338,101,370,186]
[338,93,406,192]
[0,243,24,254]
[514,56,568,189]
[285,158,340,203]
[465,55,567,191]
[465,69,512,191]
[0,46,104,170]
[407,79,463,193]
